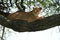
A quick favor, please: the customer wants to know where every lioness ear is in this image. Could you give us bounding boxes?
[33,7,36,9]
[33,7,35,9]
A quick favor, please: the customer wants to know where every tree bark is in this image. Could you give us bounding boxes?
[0,14,60,32]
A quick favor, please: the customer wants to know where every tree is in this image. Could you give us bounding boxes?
[0,0,60,40]
[0,0,60,32]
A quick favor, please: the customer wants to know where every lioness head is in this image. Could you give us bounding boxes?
[32,7,42,16]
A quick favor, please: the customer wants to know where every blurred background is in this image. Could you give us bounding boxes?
[0,0,60,40]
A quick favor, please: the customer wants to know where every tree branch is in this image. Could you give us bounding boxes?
[10,0,12,7]
[1,26,5,40]
[15,0,25,11]
[20,0,25,11]
[0,14,60,32]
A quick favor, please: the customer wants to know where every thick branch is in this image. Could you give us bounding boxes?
[0,14,60,32]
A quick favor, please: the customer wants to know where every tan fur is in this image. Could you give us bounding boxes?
[7,8,42,22]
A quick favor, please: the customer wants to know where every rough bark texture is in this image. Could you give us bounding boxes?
[0,14,60,32]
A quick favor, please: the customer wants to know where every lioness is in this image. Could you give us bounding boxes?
[0,7,42,22]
